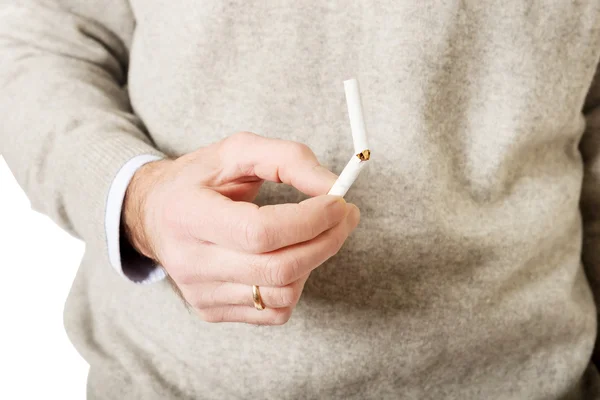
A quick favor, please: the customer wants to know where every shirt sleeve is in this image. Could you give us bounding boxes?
[106,154,167,284]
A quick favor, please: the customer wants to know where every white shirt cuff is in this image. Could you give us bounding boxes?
[105,154,167,284]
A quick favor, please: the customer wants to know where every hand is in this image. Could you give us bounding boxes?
[123,132,360,325]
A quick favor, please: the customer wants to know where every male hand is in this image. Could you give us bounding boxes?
[123,132,360,325]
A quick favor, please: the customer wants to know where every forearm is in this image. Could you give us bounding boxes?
[0,2,164,247]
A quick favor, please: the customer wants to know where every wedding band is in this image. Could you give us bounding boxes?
[252,285,265,311]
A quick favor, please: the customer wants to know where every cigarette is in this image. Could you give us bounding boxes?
[327,155,368,197]
[344,79,370,159]
[327,78,371,197]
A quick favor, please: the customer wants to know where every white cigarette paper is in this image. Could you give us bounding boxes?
[344,79,370,155]
[328,78,371,197]
[328,156,367,197]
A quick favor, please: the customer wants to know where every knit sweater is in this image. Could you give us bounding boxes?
[2,1,600,399]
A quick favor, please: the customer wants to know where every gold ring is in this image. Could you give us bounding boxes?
[252,285,265,311]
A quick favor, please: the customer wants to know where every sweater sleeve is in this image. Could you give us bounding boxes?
[0,1,165,269]
[581,64,600,367]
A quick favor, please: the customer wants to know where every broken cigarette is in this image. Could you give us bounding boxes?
[328,155,368,196]
[327,78,371,197]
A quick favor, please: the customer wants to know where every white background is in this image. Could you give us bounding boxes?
[0,157,88,399]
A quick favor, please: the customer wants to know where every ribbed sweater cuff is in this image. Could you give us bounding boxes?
[62,132,165,272]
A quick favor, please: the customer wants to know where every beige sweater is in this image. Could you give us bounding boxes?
[2,1,600,399]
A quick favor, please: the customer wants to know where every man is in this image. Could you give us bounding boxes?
[1,1,600,399]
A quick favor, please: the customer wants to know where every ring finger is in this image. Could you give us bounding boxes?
[183,273,311,309]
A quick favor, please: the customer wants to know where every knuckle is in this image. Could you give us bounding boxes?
[246,253,266,281]
[279,253,303,285]
[264,255,294,286]
[288,255,303,279]
[228,131,257,148]
[219,132,257,157]
[261,255,282,286]
[275,287,297,308]
[221,306,239,322]
[243,220,271,253]
[284,285,303,307]
[290,142,315,159]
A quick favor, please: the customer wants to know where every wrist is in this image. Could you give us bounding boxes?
[122,159,171,259]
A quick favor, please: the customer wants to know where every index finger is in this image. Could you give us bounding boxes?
[217,132,338,197]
